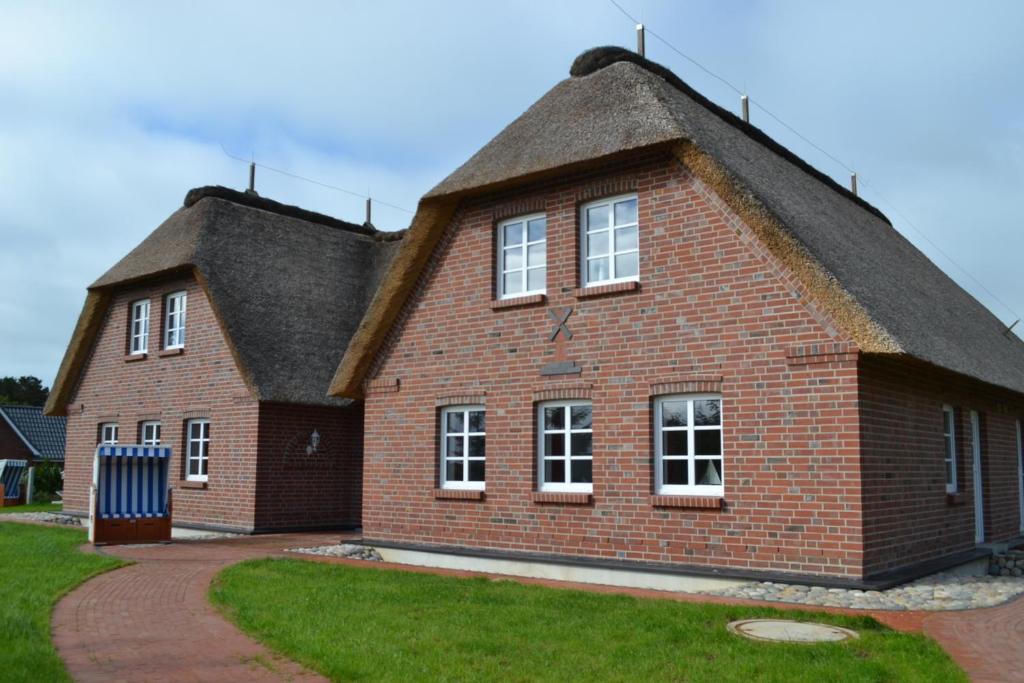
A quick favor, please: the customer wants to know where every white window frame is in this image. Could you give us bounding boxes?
[1017,419,1023,535]
[100,423,119,445]
[943,404,958,494]
[141,421,161,446]
[580,193,639,287]
[497,214,547,299]
[653,394,724,497]
[164,291,187,349]
[537,400,593,493]
[186,418,209,482]
[440,406,485,490]
[130,299,150,355]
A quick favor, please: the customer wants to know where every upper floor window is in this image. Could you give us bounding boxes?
[538,401,592,493]
[130,299,150,354]
[654,395,723,496]
[943,405,957,493]
[498,215,546,298]
[186,418,209,482]
[164,291,187,349]
[141,421,161,446]
[581,194,638,286]
[440,406,485,490]
[99,423,119,445]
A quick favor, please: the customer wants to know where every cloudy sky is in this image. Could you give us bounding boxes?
[1,1,1022,384]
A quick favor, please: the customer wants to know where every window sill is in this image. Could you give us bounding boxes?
[124,353,148,363]
[490,294,546,310]
[433,488,485,500]
[574,280,640,299]
[651,495,723,509]
[946,492,966,506]
[532,491,592,505]
[158,348,184,358]
[178,480,207,490]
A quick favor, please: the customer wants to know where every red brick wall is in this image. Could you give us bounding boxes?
[63,273,261,531]
[362,155,869,578]
[859,356,1024,575]
[254,402,363,530]
[0,419,35,463]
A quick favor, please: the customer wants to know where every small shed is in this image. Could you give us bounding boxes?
[89,445,172,544]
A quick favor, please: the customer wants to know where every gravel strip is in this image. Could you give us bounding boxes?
[1,512,82,526]
[287,543,383,561]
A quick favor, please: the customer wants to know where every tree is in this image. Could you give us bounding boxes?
[0,376,49,406]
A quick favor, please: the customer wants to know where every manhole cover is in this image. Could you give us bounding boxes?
[727,619,858,643]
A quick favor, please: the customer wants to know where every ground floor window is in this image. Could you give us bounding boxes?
[538,401,593,492]
[186,419,209,482]
[654,395,723,496]
[440,406,485,490]
[99,423,118,445]
[141,421,161,446]
[943,405,957,493]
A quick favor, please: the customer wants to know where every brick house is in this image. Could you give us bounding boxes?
[0,404,65,468]
[329,47,1024,585]
[45,186,401,533]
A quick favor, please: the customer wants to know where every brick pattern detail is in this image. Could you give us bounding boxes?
[532,384,594,402]
[490,294,546,310]
[532,492,593,505]
[574,280,640,299]
[365,378,400,395]
[433,488,485,500]
[0,419,35,465]
[492,196,546,221]
[787,343,859,366]
[651,495,724,509]
[649,376,723,396]
[435,395,487,407]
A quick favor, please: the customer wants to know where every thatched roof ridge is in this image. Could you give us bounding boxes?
[46,187,404,415]
[329,46,1024,399]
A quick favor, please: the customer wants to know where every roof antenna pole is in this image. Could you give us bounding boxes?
[636,23,645,57]
[248,161,256,194]
[741,94,750,123]
[1005,319,1020,337]
[365,197,373,227]
[850,172,858,197]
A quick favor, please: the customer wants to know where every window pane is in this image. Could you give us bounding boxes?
[694,430,721,456]
[201,422,209,439]
[446,460,464,482]
[468,411,485,433]
[503,273,523,295]
[468,459,485,482]
[544,459,565,484]
[503,222,523,246]
[614,198,638,225]
[527,267,545,292]
[190,422,201,439]
[663,431,688,456]
[694,400,721,426]
[189,459,199,475]
[615,225,638,251]
[614,252,638,278]
[587,230,609,256]
[586,204,610,230]
[544,433,565,457]
[945,460,954,486]
[544,407,564,430]
[200,459,208,476]
[588,258,610,283]
[944,435,953,458]
[570,433,592,456]
[662,401,688,427]
[527,243,545,266]
[446,411,464,433]
[446,436,464,458]
[570,405,592,430]
[503,247,523,270]
[468,435,485,458]
[943,410,953,434]
[570,459,592,483]
[695,459,723,486]
[527,218,546,242]
[664,459,688,485]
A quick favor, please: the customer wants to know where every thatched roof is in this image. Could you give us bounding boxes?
[330,46,1024,398]
[46,187,403,415]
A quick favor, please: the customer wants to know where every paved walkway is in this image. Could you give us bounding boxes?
[48,529,1024,682]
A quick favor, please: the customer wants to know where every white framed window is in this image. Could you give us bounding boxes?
[538,401,592,492]
[1016,419,1023,535]
[100,423,119,445]
[497,214,546,299]
[581,194,639,287]
[440,406,485,490]
[130,299,150,354]
[141,421,161,446]
[654,395,723,496]
[164,291,187,349]
[186,418,209,482]
[943,405,957,494]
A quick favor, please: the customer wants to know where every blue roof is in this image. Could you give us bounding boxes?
[0,405,65,461]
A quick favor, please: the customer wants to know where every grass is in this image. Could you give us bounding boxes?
[0,502,62,514]
[0,522,125,682]
[211,558,966,683]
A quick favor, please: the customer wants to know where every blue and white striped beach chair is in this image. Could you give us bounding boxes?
[90,446,173,544]
[0,459,27,506]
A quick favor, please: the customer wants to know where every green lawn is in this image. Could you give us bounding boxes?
[211,558,965,682]
[0,502,62,514]
[0,522,125,682]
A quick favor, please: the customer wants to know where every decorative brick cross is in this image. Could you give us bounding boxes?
[548,307,574,342]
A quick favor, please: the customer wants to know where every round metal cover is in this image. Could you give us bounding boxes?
[727,619,859,643]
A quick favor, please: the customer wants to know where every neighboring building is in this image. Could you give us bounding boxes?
[0,404,66,466]
[329,47,1024,585]
[46,186,402,533]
